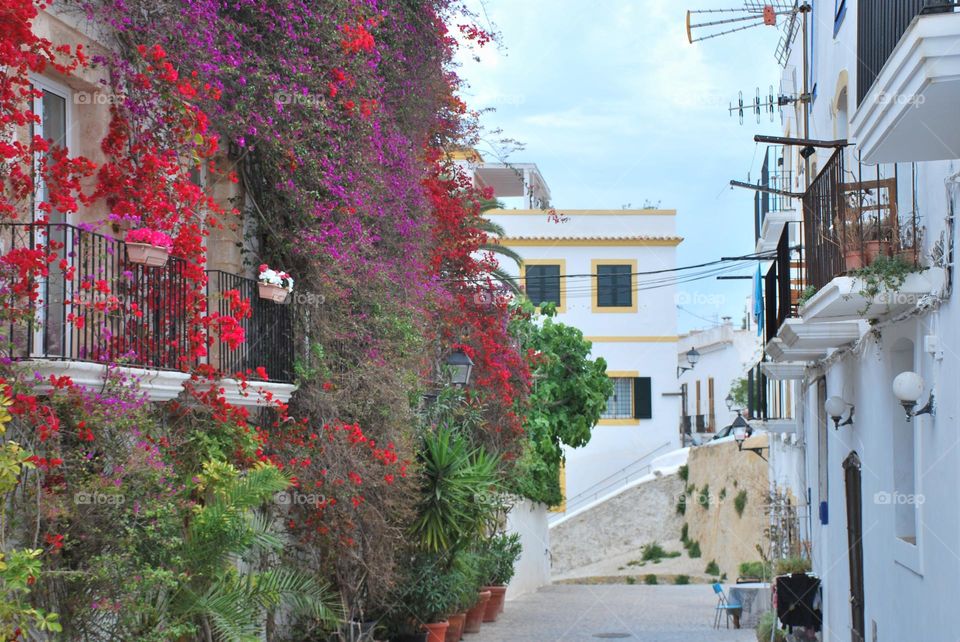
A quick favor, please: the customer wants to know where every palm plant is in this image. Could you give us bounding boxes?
[411,428,500,553]
[477,199,523,296]
[160,461,342,641]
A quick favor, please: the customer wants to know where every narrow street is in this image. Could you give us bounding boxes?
[474,585,754,642]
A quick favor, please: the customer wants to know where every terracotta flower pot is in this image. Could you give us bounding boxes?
[445,612,466,642]
[422,620,449,642]
[126,242,169,267]
[482,586,507,622]
[865,239,892,263]
[258,281,291,303]
[844,247,865,271]
[463,591,490,634]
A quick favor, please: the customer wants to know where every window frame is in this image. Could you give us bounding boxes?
[29,75,73,225]
[599,370,640,425]
[521,259,566,312]
[592,259,638,313]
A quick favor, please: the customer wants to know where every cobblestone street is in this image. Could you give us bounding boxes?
[472,584,755,642]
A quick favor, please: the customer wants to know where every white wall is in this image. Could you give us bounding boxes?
[504,499,551,600]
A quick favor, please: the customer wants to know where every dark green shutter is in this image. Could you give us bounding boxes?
[633,377,652,419]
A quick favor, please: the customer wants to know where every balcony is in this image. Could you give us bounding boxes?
[763,233,802,346]
[745,360,796,434]
[853,1,960,163]
[754,145,799,253]
[0,223,295,404]
[800,150,945,322]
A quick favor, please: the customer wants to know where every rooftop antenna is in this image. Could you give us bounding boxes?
[687,1,803,68]
[730,85,799,124]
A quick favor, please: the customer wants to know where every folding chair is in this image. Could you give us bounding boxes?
[712,583,742,629]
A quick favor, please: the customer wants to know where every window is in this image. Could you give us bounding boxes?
[600,376,652,421]
[525,264,561,307]
[595,262,634,310]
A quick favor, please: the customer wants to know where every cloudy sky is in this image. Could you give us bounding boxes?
[456,0,787,332]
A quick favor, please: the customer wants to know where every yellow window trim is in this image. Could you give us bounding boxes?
[591,259,638,313]
[487,208,677,216]
[599,371,639,425]
[500,237,682,247]
[550,461,567,512]
[520,258,566,313]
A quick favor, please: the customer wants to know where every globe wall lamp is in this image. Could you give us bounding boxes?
[825,396,855,429]
[893,371,934,422]
[732,414,767,461]
[677,347,701,378]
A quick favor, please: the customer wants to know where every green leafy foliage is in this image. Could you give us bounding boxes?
[774,556,812,575]
[641,542,681,562]
[412,427,500,552]
[643,574,658,585]
[674,575,690,585]
[738,560,772,580]
[698,484,710,509]
[757,611,787,641]
[475,533,523,585]
[509,301,613,505]
[728,377,749,410]
[676,494,686,515]
[705,560,720,576]
[686,541,701,558]
[677,464,688,482]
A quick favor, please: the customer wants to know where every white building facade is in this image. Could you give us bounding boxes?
[754,3,960,641]
[458,154,684,518]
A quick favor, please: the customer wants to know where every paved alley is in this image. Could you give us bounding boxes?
[472,584,755,642]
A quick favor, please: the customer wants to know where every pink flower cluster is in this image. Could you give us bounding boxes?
[127,228,174,251]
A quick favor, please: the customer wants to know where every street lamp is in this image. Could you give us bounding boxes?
[725,393,735,412]
[732,414,767,461]
[677,347,701,378]
[825,395,854,429]
[445,349,474,387]
[892,371,934,422]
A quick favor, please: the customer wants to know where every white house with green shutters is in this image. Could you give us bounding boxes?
[456,152,685,517]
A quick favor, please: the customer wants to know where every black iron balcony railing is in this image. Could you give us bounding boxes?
[206,270,294,383]
[764,233,800,345]
[0,223,192,370]
[747,360,792,422]
[857,0,959,104]
[802,150,922,292]
[0,223,294,384]
[754,146,794,242]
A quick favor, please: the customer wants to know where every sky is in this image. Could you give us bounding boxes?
[455,0,787,333]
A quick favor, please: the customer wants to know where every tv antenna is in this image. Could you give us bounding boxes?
[730,85,799,124]
[686,2,807,67]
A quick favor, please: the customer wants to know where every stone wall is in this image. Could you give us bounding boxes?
[548,471,685,576]
[683,435,769,580]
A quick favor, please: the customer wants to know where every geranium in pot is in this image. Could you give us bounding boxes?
[257,264,294,303]
[476,533,522,622]
[125,228,174,267]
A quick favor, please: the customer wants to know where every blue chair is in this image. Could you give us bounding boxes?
[712,583,742,629]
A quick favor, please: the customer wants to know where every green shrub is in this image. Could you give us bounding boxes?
[685,483,695,496]
[734,490,748,517]
[738,560,771,580]
[641,542,667,561]
[774,556,812,576]
[678,464,689,482]
[643,574,658,585]
[719,487,727,500]
[687,541,701,558]
[704,560,720,575]
[476,533,523,585]
[697,484,710,509]
[676,494,686,516]
[757,611,786,642]
[680,523,689,544]
[625,576,636,585]
[674,575,690,585]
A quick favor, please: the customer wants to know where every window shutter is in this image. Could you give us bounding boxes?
[633,377,652,419]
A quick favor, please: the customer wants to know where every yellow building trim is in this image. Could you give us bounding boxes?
[520,258,567,313]
[499,237,682,247]
[605,370,640,377]
[488,208,677,216]
[585,336,679,343]
[550,461,567,513]
[597,418,641,426]
[591,259,638,313]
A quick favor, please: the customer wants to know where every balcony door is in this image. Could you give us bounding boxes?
[843,451,865,642]
[32,81,70,358]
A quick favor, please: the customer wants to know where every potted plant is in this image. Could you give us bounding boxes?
[476,533,522,622]
[446,550,482,641]
[125,228,174,267]
[257,263,294,303]
[386,552,457,642]
[462,590,490,635]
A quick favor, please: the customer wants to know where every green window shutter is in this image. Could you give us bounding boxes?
[526,265,560,306]
[597,264,632,307]
[633,377,652,419]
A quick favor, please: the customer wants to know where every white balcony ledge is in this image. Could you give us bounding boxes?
[760,361,807,380]
[23,360,190,402]
[799,268,947,323]
[852,11,960,163]
[766,338,829,363]
[755,210,802,253]
[779,319,862,351]
[219,378,298,407]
